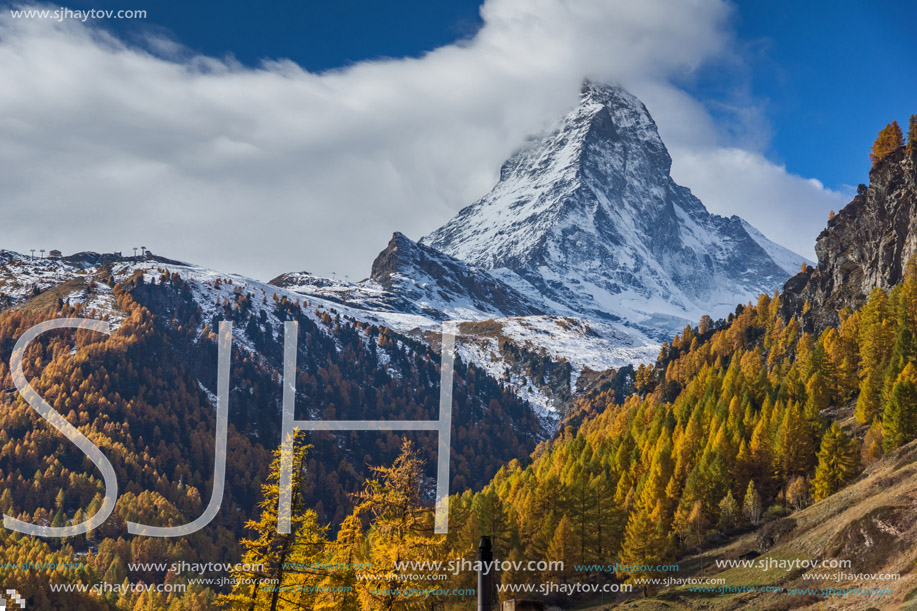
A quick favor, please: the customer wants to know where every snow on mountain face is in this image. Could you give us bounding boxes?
[739,219,814,278]
[0,250,100,310]
[367,231,545,319]
[452,315,658,414]
[0,249,452,369]
[272,236,659,418]
[422,82,808,337]
[272,232,543,322]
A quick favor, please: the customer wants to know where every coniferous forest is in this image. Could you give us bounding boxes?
[0,269,542,610]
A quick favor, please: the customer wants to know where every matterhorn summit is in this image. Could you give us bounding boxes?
[421,81,806,336]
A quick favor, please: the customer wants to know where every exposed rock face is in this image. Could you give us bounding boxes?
[422,81,806,337]
[826,505,910,573]
[782,149,917,330]
[271,232,542,321]
[367,231,543,319]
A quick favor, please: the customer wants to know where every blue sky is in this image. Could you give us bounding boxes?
[59,0,916,192]
[0,0,910,278]
[729,0,917,189]
[63,0,486,70]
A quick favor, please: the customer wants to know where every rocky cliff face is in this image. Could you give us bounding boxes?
[782,148,917,330]
[368,231,544,319]
[422,81,807,337]
[271,232,543,321]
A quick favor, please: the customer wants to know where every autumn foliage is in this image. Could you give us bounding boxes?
[870,120,905,166]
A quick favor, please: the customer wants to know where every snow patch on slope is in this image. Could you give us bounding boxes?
[740,218,814,277]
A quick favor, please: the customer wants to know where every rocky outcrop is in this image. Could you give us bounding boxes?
[782,148,917,330]
[271,232,543,321]
[368,231,544,319]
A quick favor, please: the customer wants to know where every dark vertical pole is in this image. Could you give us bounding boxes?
[478,536,494,611]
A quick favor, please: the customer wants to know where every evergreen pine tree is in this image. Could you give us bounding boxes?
[881,326,917,404]
[882,363,917,450]
[220,436,327,611]
[316,514,364,611]
[354,438,444,610]
[618,502,667,597]
[776,402,816,482]
[861,420,884,466]
[856,288,894,424]
[683,500,707,549]
[786,476,810,510]
[812,424,859,501]
[546,515,580,584]
[470,488,511,558]
[585,473,623,562]
[748,417,775,498]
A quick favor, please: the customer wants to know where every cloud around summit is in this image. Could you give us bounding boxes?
[0,0,846,279]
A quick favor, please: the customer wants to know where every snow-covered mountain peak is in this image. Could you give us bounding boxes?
[420,81,681,273]
[578,80,671,170]
[422,81,808,336]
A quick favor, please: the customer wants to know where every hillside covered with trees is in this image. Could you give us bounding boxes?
[0,266,542,609]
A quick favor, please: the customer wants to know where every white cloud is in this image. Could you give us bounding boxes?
[0,0,845,279]
[668,147,847,260]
